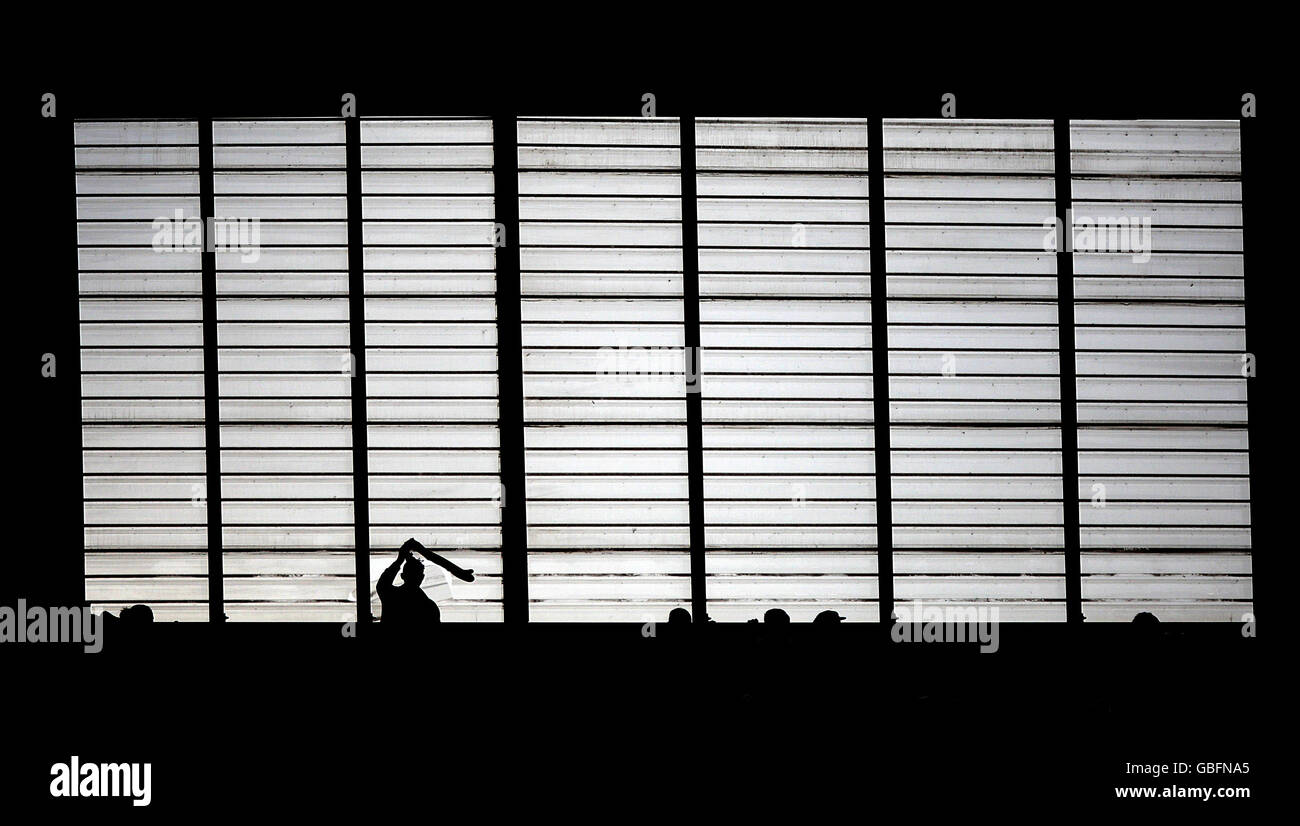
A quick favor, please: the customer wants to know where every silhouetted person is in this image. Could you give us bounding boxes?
[1132,611,1160,625]
[763,608,790,625]
[100,603,155,653]
[120,604,154,625]
[377,538,475,627]
[668,607,691,625]
[813,610,843,625]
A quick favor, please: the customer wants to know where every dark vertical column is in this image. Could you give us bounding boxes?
[680,115,706,622]
[1053,118,1083,624]
[199,118,224,623]
[346,116,371,625]
[868,117,894,624]
[30,108,85,610]
[493,114,528,623]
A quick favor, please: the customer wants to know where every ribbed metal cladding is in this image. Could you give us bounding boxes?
[517,117,691,622]
[883,119,1067,621]
[694,118,879,622]
[360,118,503,621]
[1070,120,1252,621]
[76,120,210,621]
[71,112,1257,626]
[213,119,356,621]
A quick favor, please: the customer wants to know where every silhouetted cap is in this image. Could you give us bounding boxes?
[763,608,791,624]
[813,610,844,624]
[668,607,692,624]
[1132,611,1160,625]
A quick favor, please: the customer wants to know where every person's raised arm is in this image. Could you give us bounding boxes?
[406,539,475,582]
[377,545,409,593]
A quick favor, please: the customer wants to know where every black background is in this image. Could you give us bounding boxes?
[2,47,1281,815]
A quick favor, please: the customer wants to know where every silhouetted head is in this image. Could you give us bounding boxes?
[668,607,691,625]
[402,556,425,587]
[763,608,791,625]
[120,604,154,624]
[1132,611,1160,625]
[813,610,844,625]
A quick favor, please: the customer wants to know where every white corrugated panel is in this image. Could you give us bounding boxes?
[696,118,877,622]
[884,119,1067,621]
[1071,120,1252,622]
[77,120,209,621]
[361,118,502,621]
[519,118,690,621]
[214,120,355,622]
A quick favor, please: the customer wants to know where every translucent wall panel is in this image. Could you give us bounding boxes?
[77,120,210,621]
[74,113,1256,626]
[518,118,691,621]
[361,118,503,621]
[214,120,356,621]
[695,118,878,622]
[884,119,1066,621]
[1071,120,1252,621]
